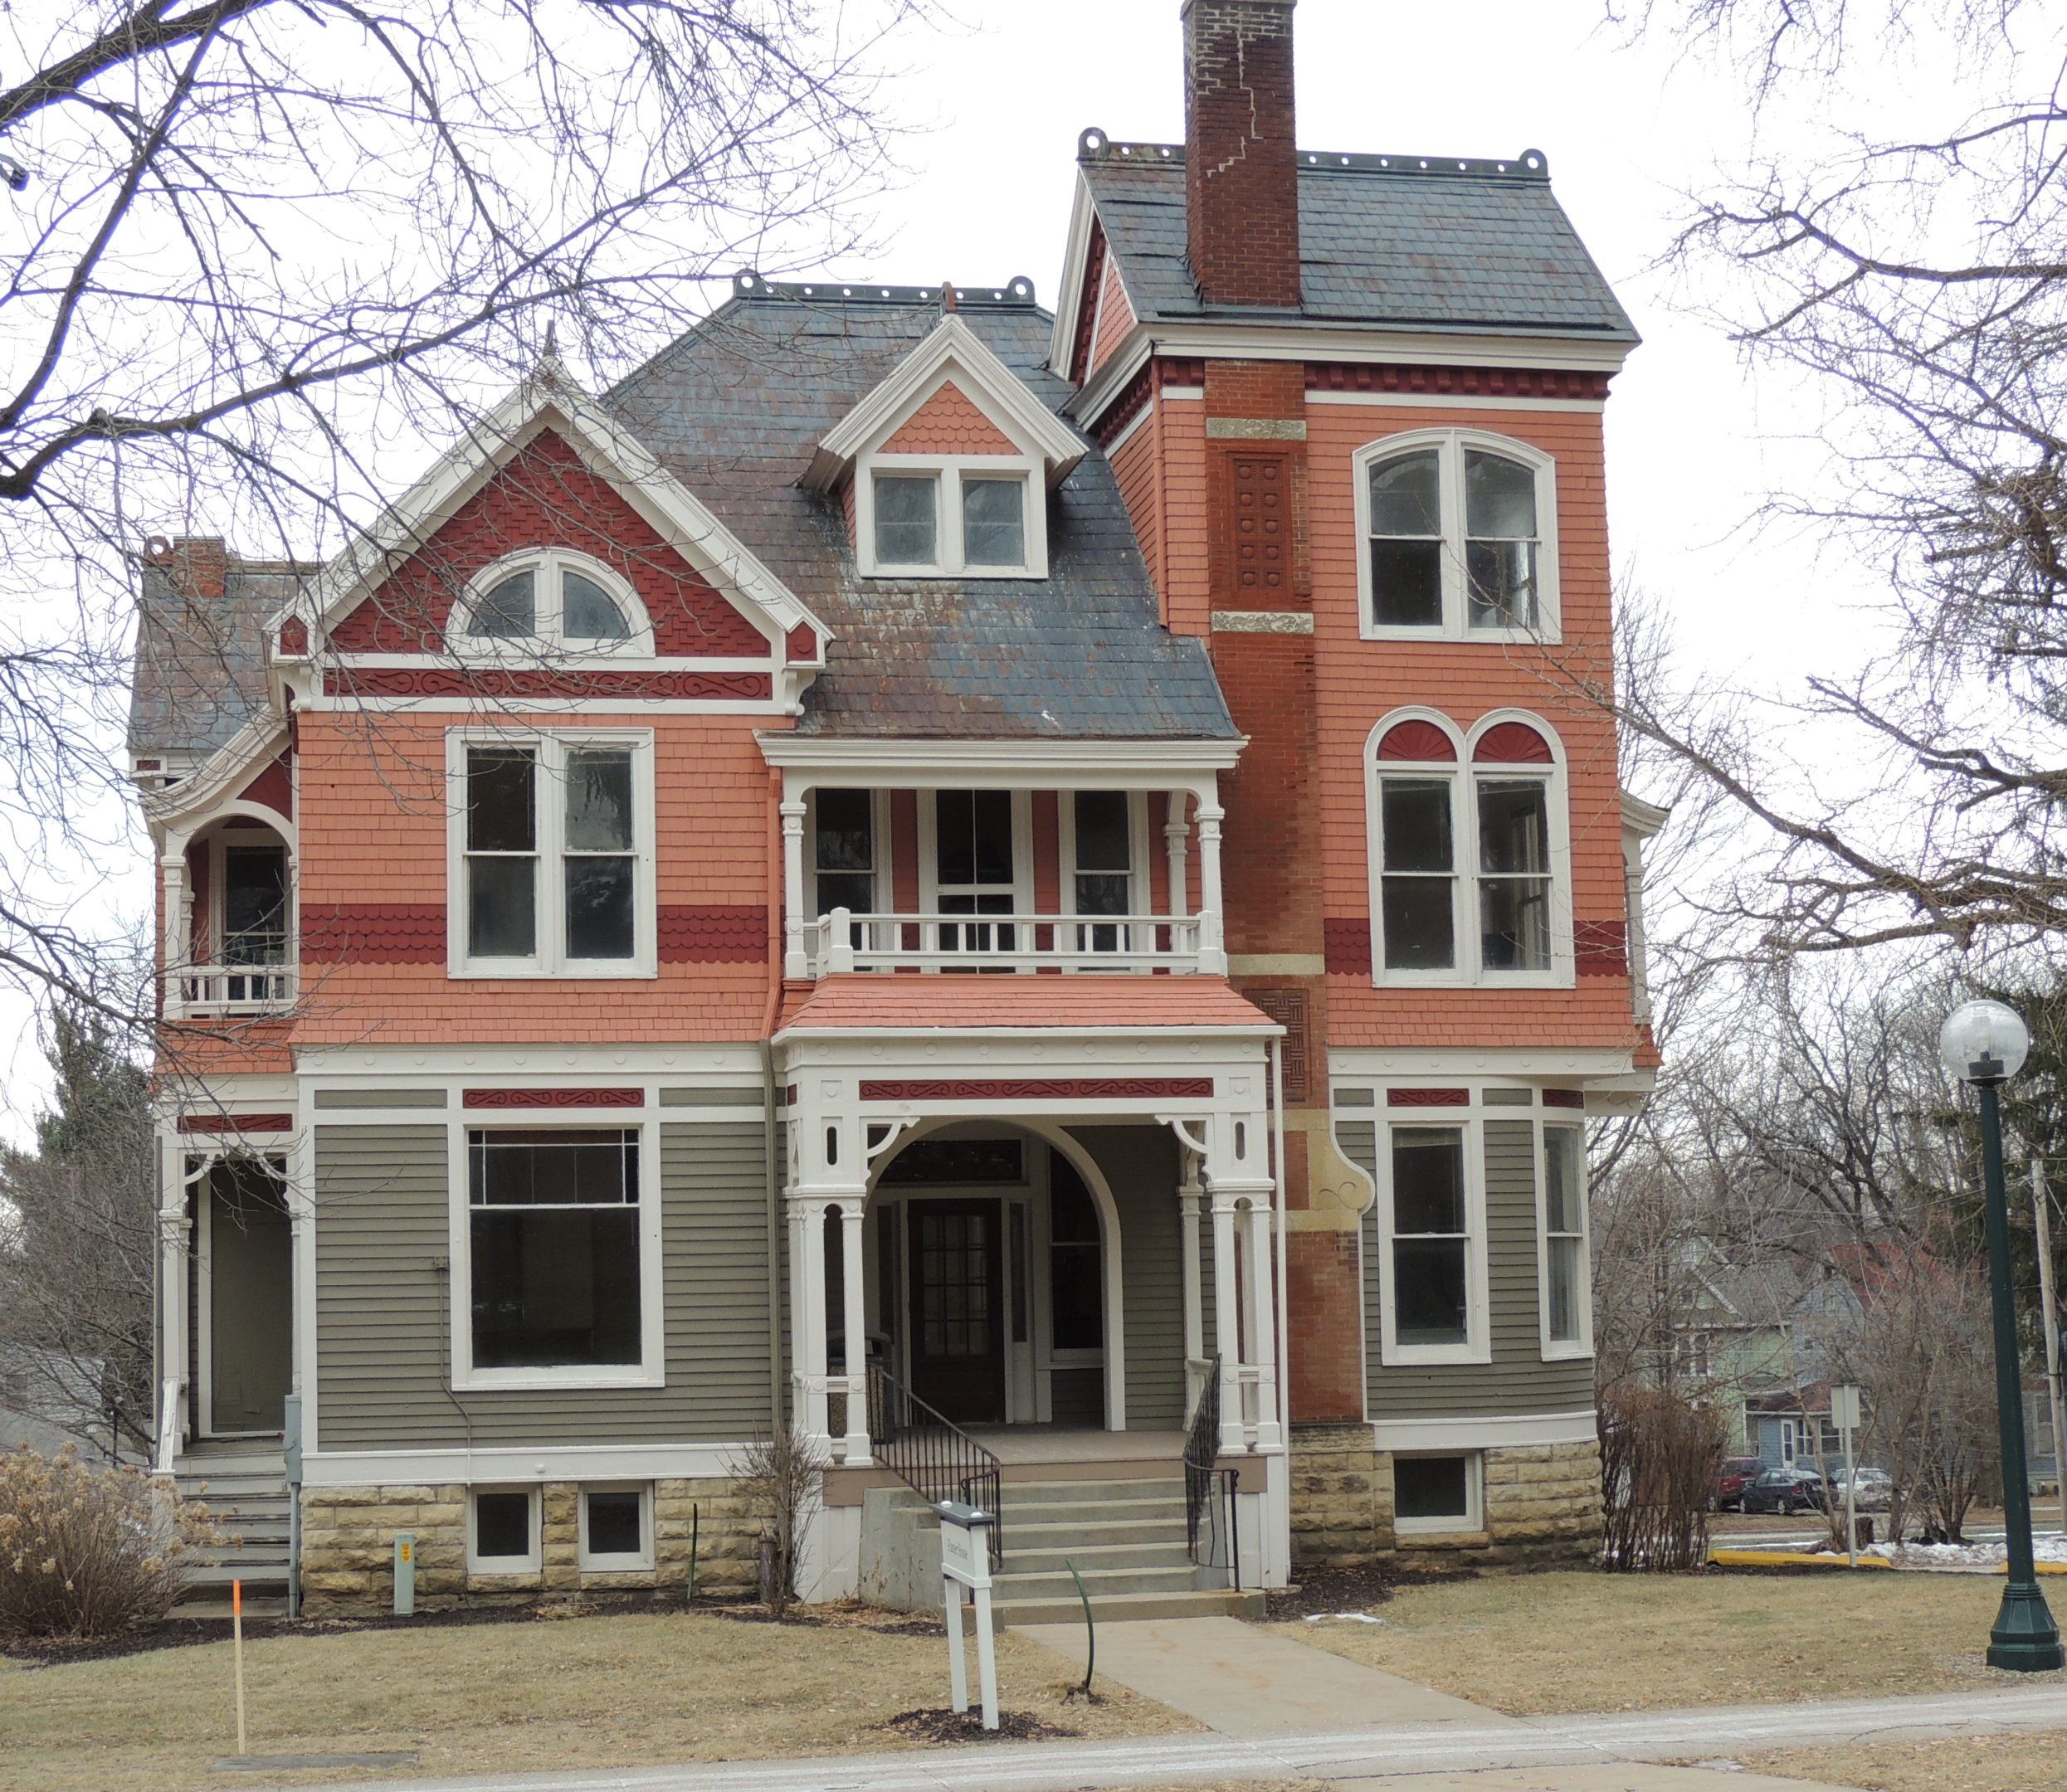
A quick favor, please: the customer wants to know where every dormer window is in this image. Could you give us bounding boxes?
[860,461,1039,577]
[459,552,647,650]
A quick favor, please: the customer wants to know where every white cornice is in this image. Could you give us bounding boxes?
[807,315,1087,494]
[755,734,1246,782]
[1049,175,1101,377]
[1621,791,1671,838]
[139,716,289,835]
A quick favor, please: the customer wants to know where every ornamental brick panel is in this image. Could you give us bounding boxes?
[461,1087,645,1108]
[1307,363,1613,402]
[1387,1088,1470,1107]
[177,1113,295,1133]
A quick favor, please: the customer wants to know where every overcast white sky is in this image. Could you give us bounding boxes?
[0,0,1957,1140]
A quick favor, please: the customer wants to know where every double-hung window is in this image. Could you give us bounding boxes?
[858,457,1045,577]
[1369,717,1567,985]
[1358,431,1558,640]
[464,1127,656,1385]
[1067,791,1137,955]
[1541,1124,1590,1356]
[453,731,655,976]
[1380,1122,1487,1365]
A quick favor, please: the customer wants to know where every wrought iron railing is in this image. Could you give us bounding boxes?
[866,1361,1003,1567]
[1184,1355,1241,1589]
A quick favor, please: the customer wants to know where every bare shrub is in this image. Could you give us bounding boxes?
[729,1423,826,1617]
[0,1445,220,1639]
[1600,1389,1728,1571]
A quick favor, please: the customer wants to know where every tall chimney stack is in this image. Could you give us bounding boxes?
[1182,0,1301,309]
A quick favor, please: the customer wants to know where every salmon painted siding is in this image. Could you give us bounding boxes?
[1087,252,1138,376]
[1106,416,1163,602]
[878,382,1017,455]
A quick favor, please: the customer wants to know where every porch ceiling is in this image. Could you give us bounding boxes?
[775,973,1284,1034]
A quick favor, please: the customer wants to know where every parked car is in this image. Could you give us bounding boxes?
[1741,1468,1828,1515]
[1712,1456,1767,1512]
[1830,1468,1894,1510]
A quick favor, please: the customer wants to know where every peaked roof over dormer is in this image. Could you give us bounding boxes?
[803,313,1086,494]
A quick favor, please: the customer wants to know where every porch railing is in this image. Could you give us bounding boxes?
[168,964,296,1017]
[1184,1355,1241,1590]
[802,908,1221,976]
[866,1361,1002,1567]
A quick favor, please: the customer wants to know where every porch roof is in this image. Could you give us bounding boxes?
[776,973,1282,1033]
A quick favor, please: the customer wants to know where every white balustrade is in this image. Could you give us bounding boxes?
[801,908,1221,976]
[167,965,296,1017]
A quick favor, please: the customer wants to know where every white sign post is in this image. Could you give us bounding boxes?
[1830,1384,1864,1566]
[936,1500,998,1731]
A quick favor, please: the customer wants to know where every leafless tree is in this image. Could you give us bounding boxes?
[0,0,933,1021]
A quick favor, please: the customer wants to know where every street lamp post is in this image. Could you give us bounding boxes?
[1938,999,2066,1673]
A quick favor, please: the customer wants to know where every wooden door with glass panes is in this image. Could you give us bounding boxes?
[906,1198,1007,1421]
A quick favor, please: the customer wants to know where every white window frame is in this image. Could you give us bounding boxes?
[447,1118,665,1391]
[467,1485,544,1573]
[452,549,656,657]
[1538,1120,1593,1361]
[807,786,893,920]
[1059,789,1150,933]
[446,727,657,980]
[1374,1116,1491,1367]
[917,788,1035,914]
[1363,709,1573,991]
[1353,428,1561,643]
[855,454,1047,579]
[577,1483,656,1572]
[1392,1450,1484,1535]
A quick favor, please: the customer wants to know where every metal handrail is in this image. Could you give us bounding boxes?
[866,1361,1003,1567]
[1184,1355,1240,1588]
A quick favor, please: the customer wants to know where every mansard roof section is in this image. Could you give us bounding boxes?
[1051,136,1640,374]
[605,284,1236,742]
[280,357,823,650]
[804,310,1087,493]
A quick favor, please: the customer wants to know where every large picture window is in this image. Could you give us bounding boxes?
[1368,715,1568,986]
[1357,431,1558,640]
[467,1129,641,1371]
[451,731,653,977]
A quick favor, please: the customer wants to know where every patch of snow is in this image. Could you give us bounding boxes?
[1304,1611,1383,1624]
[1863,1536,2067,1569]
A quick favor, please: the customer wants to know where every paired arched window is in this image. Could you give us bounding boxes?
[458,551,650,651]
[1367,713,1568,984]
[1357,431,1558,640]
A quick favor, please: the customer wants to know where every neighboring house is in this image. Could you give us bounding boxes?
[129,1,1655,1615]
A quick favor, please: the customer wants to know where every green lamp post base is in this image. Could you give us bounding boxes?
[1987,1582,2065,1673]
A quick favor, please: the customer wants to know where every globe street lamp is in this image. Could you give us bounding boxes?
[1938,999,2065,1673]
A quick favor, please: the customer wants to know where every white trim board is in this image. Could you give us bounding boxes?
[1309,391,1604,414]
[1367,1410,1597,1451]
[301,1441,749,1488]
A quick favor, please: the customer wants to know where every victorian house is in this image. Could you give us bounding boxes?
[132,0,1651,1614]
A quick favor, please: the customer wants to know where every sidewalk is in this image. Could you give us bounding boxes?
[248,1680,2067,1792]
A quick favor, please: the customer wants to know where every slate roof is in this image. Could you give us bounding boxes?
[1081,144,1637,339]
[129,554,310,757]
[605,290,1236,740]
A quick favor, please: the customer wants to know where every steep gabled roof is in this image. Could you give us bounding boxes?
[607,280,1236,741]
[1053,139,1639,373]
[129,545,312,759]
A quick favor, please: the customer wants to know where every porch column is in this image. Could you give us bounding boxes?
[837,1195,872,1465]
[157,1147,204,1472]
[780,796,809,977]
[786,1192,831,1448]
[1164,793,1190,918]
[1178,1152,1206,1419]
[1195,797,1227,974]
[1243,1196,1283,1451]
[1208,1189,1245,1454]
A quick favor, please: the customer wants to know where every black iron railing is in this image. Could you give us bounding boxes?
[866,1361,1003,1567]
[1184,1356,1241,1588]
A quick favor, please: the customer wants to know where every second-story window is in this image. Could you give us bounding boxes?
[457,552,648,652]
[220,842,290,967]
[1358,431,1558,640]
[1069,791,1134,952]
[813,788,878,920]
[860,460,1041,577]
[455,732,653,976]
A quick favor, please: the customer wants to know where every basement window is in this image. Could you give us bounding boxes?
[578,1486,653,1572]
[470,1488,541,1572]
[1394,1454,1481,1533]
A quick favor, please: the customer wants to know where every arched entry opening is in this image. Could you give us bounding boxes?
[858,1122,1117,1429]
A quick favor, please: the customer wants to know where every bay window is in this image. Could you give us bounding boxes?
[1358,431,1558,640]
[452,731,654,976]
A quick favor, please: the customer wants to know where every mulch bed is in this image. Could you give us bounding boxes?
[874,1707,1078,1742]
[1262,1561,1476,1620]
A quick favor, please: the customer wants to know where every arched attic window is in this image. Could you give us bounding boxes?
[1369,716,1568,984]
[459,551,647,651]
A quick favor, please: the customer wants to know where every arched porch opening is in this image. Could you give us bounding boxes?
[168,808,295,1015]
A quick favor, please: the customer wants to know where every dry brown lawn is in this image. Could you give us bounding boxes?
[1276,1570,2067,1713]
[0,1605,1192,1792]
[1740,1733,2067,1791]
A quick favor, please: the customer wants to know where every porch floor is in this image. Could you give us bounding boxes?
[962,1426,1187,1465]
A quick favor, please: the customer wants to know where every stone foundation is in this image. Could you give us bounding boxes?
[1288,1426,1602,1571]
[300,1478,763,1616]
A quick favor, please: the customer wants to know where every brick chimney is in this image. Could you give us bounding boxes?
[1182,0,1301,309]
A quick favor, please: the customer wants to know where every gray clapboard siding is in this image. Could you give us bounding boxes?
[313,1122,777,1452]
[1345,1118,1593,1421]
[1065,1125,1187,1430]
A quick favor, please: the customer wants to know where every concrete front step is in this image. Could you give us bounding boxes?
[995,1586,1264,1626]
[998,1495,1186,1527]
[1002,1539,1194,1575]
[1002,1476,1184,1504]
[997,1563,1201,1601]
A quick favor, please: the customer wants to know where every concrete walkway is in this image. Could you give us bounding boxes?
[250,1683,2067,1792]
[1015,1616,1524,1736]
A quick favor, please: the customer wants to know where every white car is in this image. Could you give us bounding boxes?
[1832,1468,1894,1510]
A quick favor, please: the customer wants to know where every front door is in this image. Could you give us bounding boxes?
[206,1163,292,1434]
[907,1198,1007,1422]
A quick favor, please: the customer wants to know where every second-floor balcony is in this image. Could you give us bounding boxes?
[168,959,296,1019]
[799,907,1224,976]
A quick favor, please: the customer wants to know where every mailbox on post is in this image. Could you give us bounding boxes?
[935,1500,998,1731]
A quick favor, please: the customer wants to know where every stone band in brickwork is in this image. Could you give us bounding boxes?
[299,1478,763,1615]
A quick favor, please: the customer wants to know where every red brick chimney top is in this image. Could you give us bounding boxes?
[1182,0,1301,310]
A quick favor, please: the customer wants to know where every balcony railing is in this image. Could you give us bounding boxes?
[799,907,1223,976]
[168,964,296,1017]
